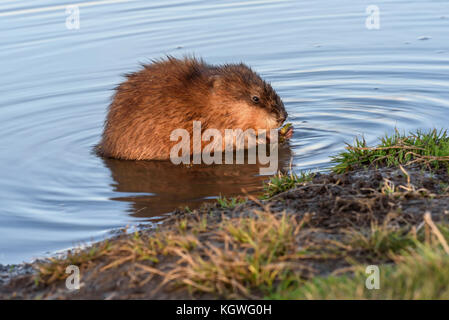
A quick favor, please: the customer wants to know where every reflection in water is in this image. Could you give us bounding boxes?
[102,145,293,218]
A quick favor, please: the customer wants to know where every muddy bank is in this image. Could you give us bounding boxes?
[1,165,449,299]
[0,264,34,287]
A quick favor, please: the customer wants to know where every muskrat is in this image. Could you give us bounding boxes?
[99,56,290,160]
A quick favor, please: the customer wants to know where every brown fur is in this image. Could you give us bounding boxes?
[99,56,288,160]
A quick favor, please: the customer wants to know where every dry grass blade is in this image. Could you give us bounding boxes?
[135,263,166,277]
[424,212,449,255]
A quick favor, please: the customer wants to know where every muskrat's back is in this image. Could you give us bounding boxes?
[99,56,287,160]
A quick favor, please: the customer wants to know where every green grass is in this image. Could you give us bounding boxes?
[262,171,315,198]
[175,212,303,298]
[267,243,449,300]
[216,195,247,209]
[347,223,418,260]
[267,221,449,300]
[332,129,449,174]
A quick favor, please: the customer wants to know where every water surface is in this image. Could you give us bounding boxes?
[1,0,449,263]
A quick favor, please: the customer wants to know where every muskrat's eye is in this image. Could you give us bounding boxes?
[252,96,260,103]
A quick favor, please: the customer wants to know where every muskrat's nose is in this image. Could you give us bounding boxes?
[277,115,287,126]
[278,110,288,123]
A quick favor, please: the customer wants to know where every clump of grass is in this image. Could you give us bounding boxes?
[332,129,449,174]
[346,223,417,260]
[35,223,203,285]
[438,182,449,194]
[269,242,449,300]
[36,240,112,284]
[36,231,166,284]
[268,214,449,300]
[262,171,315,198]
[164,211,307,298]
[216,195,247,209]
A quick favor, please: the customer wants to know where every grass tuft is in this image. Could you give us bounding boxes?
[216,195,247,209]
[267,213,449,300]
[269,242,449,300]
[164,211,306,298]
[262,171,315,198]
[332,129,449,174]
[346,223,417,260]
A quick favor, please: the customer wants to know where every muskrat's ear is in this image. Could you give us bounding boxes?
[209,75,224,90]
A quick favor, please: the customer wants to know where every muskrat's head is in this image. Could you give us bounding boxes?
[209,63,287,131]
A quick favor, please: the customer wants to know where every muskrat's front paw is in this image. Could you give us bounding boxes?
[279,123,293,143]
[284,126,293,139]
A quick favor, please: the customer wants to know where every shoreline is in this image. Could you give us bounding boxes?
[1,129,449,299]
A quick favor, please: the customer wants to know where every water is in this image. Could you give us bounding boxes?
[1,0,448,264]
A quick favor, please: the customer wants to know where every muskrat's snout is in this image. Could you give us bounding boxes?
[275,101,288,126]
[277,113,287,126]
